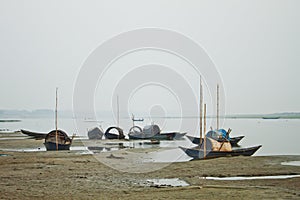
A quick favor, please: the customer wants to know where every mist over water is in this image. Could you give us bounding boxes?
[1,117,299,156]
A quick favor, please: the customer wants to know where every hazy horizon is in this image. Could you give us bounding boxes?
[1,1,299,115]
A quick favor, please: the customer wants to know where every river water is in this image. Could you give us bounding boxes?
[1,117,299,156]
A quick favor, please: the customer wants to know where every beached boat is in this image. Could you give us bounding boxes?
[262,116,280,119]
[20,129,47,140]
[44,130,72,151]
[104,126,125,139]
[43,88,74,151]
[128,126,156,139]
[128,125,177,140]
[180,136,261,160]
[88,127,104,140]
[179,144,262,160]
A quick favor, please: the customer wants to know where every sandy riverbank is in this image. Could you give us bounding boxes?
[0,134,300,199]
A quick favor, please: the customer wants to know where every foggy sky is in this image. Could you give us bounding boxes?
[0,0,299,114]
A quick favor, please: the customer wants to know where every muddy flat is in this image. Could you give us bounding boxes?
[0,136,300,199]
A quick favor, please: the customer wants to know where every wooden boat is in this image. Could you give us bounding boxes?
[262,116,280,119]
[144,139,160,145]
[104,126,125,139]
[180,80,262,160]
[88,127,104,140]
[21,129,47,140]
[179,145,262,160]
[44,130,72,151]
[128,126,155,139]
[180,136,261,160]
[43,88,73,151]
[186,135,244,147]
[173,132,187,139]
[128,125,176,140]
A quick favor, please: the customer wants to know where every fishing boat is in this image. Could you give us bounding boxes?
[262,116,280,119]
[180,80,262,160]
[186,130,244,147]
[128,125,156,139]
[21,129,47,140]
[43,88,73,151]
[88,127,104,140]
[128,124,177,140]
[44,129,72,151]
[179,143,262,160]
[104,126,125,139]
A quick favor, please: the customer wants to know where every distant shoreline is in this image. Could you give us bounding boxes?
[0,119,21,122]
[1,110,300,120]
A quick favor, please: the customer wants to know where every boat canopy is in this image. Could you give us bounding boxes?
[206,129,230,140]
[143,125,160,135]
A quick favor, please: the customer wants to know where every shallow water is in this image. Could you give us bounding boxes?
[202,174,300,181]
[1,117,300,156]
[281,161,300,167]
[145,178,189,187]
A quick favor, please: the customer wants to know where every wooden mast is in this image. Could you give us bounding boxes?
[117,95,120,127]
[131,114,135,127]
[55,87,58,151]
[204,103,207,158]
[217,84,220,130]
[199,77,203,146]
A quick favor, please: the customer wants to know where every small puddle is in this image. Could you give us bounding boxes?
[87,146,120,153]
[202,174,300,181]
[281,161,300,167]
[145,178,189,187]
[0,154,10,156]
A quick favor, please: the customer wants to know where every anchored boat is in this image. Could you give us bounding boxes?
[186,129,244,147]
[44,129,72,151]
[104,126,125,139]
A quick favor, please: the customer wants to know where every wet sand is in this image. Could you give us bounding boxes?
[0,133,300,199]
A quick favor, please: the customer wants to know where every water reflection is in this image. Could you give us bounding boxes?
[144,178,189,187]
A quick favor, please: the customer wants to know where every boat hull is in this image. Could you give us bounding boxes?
[179,145,262,160]
[44,141,71,151]
[186,135,244,147]
[104,127,125,139]
[128,132,176,140]
[105,133,125,139]
[21,129,47,140]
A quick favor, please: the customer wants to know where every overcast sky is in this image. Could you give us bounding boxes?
[0,0,299,115]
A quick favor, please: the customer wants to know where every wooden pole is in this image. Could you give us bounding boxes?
[117,95,120,127]
[204,103,207,158]
[132,114,135,127]
[55,88,58,151]
[217,84,220,130]
[199,77,203,145]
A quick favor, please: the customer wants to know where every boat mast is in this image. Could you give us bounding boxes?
[199,77,203,145]
[131,114,135,127]
[217,84,219,130]
[204,103,207,158]
[55,87,58,151]
[117,95,120,127]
